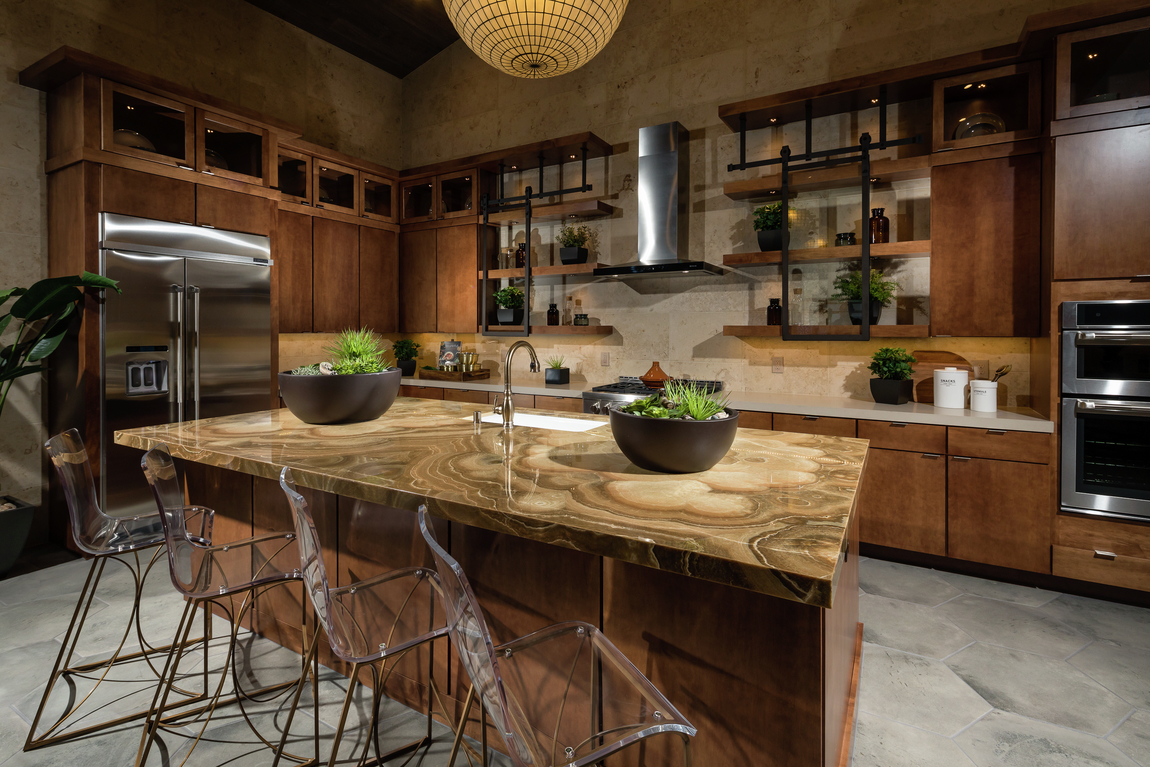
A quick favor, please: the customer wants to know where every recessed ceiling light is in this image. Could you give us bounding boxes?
[511,165,518,169]
[1087,52,1099,59]
[963,83,973,90]
[569,154,576,159]
[977,83,986,89]
[870,98,878,104]
[769,117,777,123]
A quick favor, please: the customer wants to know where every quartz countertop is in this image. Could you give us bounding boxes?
[115,398,867,608]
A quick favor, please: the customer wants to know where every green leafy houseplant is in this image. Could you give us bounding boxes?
[546,356,566,369]
[544,354,569,385]
[492,286,525,310]
[556,225,590,248]
[619,381,731,421]
[867,347,916,405]
[831,269,900,306]
[610,381,739,473]
[1,273,121,420]
[391,338,420,362]
[322,328,390,375]
[278,327,402,425]
[753,203,783,231]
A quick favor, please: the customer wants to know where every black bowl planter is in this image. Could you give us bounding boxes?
[397,359,417,377]
[559,247,589,265]
[0,496,35,576]
[609,407,740,474]
[870,378,914,405]
[848,300,884,326]
[278,368,402,424]
[757,229,782,252]
[496,307,524,325]
[545,367,570,385]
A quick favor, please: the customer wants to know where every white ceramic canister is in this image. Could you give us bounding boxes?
[933,367,969,409]
[970,380,998,413]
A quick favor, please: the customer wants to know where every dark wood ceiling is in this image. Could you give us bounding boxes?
[244,0,460,79]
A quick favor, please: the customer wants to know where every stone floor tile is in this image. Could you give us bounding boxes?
[861,594,974,659]
[0,641,64,704]
[937,595,1091,658]
[946,643,1134,736]
[0,595,107,652]
[933,570,1059,608]
[858,644,991,736]
[0,707,28,765]
[1071,642,1150,710]
[955,710,1140,767]
[0,558,95,606]
[852,711,977,767]
[1041,595,1150,652]
[1108,710,1150,767]
[859,560,962,607]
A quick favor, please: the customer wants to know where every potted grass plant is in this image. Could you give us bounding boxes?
[391,338,420,377]
[493,286,525,325]
[544,356,570,385]
[608,380,740,473]
[832,269,900,325]
[868,347,916,405]
[278,328,401,424]
[753,202,783,252]
[557,224,591,265]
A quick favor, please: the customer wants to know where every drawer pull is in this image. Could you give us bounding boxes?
[1094,550,1117,561]
[987,429,1007,435]
[802,416,820,421]
[952,456,972,461]
[922,453,941,459]
[176,163,194,171]
[890,422,908,428]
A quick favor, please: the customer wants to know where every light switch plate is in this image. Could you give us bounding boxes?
[772,357,784,374]
[600,352,610,366]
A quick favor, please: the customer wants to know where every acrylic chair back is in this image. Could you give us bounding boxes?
[278,468,336,647]
[140,444,212,597]
[418,509,543,766]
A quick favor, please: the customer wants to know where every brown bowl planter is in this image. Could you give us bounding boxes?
[609,407,740,473]
[278,368,402,424]
[870,378,914,405]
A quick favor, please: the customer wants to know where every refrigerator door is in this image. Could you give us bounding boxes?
[102,249,185,518]
[185,258,271,421]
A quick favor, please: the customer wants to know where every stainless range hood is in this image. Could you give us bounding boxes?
[593,122,723,278]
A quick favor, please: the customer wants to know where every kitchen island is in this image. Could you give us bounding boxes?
[116,397,866,766]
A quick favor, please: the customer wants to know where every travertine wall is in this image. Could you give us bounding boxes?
[0,0,403,535]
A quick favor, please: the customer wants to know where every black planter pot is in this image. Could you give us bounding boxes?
[757,229,782,252]
[0,496,35,576]
[870,378,914,405]
[559,247,589,265]
[397,359,417,377]
[609,407,740,474]
[848,300,884,326]
[545,368,570,385]
[496,307,524,325]
[278,368,402,424]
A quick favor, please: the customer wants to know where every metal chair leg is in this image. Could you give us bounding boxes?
[271,625,322,767]
[447,685,476,767]
[135,595,200,766]
[328,662,363,767]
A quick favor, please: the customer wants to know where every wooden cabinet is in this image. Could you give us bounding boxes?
[857,420,946,454]
[312,218,359,332]
[277,209,312,333]
[535,395,583,413]
[931,154,1041,336]
[399,385,444,400]
[196,185,274,236]
[400,229,437,332]
[361,173,396,223]
[738,411,773,430]
[947,427,1050,464]
[488,391,533,410]
[774,413,856,438]
[1053,513,1150,592]
[436,225,479,333]
[442,388,489,404]
[359,227,398,334]
[858,448,946,556]
[1053,124,1150,280]
[277,147,312,205]
[1056,17,1150,121]
[197,110,272,187]
[100,79,193,169]
[315,160,359,215]
[400,175,436,224]
[400,170,481,224]
[947,456,1051,573]
[101,165,194,223]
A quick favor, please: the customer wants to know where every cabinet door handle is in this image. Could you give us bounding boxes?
[952,456,972,461]
[201,169,215,176]
[802,415,820,421]
[1094,550,1117,560]
[890,422,908,428]
[176,163,194,171]
[315,203,325,209]
[178,221,193,226]
[922,453,941,459]
[987,429,1007,435]
[200,223,215,229]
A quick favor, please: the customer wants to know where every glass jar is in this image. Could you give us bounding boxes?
[869,208,889,244]
[767,298,783,326]
[574,313,589,326]
[547,303,559,326]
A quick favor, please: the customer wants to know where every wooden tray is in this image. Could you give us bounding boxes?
[418,368,491,382]
[911,351,973,404]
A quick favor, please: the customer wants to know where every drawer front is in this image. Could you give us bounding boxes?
[737,411,773,431]
[1056,514,1150,559]
[489,392,534,409]
[774,413,856,438]
[534,395,583,413]
[399,385,444,400]
[948,427,1051,464]
[1053,545,1150,592]
[442,388,488,404]
[857,420,946,453]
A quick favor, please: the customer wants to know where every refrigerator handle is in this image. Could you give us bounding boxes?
[190,285,201,421]
[171,284,184,422]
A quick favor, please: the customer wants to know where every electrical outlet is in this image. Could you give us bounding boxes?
[972,359,990,380]
[772,357,784,374]
[600,352,610,366]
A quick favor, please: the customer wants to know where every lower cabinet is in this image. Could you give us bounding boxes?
[489,391,533,409]
[947,456,1052,573]
[442,388,488,404]
[535,395,583,413]
[1053,513,1150,592]
[773,413,856,438]
[858,448,946,556]
[399,385,444,400]
[737,411,773,430]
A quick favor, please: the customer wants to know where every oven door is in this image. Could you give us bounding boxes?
[1062,330,1150,398]
[1061,397,1150,521]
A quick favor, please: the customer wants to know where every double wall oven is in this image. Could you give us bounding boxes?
[1061,300,1150,521]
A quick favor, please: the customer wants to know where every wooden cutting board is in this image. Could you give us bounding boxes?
[911,351,974,404]
[418,368,491,382]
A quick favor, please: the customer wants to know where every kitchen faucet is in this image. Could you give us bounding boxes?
[494,340,539,430]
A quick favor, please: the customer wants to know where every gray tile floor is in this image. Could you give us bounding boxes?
[3,556,1149,766]
[853,557,1150,767]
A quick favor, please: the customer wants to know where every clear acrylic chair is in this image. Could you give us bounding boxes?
[137,444,318,767]
[275,467,464,767]
[417,507,697,767]
[25,429,208,751]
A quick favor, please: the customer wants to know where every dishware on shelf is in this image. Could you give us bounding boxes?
[971,380,998,412]
[204,148,230,170]
[112,128,156,152]
[953,112,1005,140]
[640,361,671,389]
[933,367,969,409]
[869,208,889,244]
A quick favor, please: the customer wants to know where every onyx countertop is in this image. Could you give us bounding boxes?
[115,398,868,608]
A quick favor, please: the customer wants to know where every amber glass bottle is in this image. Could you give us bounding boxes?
[547,303,559,325]
[869,208,889,244]
[767,298,783,326]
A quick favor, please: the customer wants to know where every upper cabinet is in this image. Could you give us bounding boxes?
[101,80,194,169]
[277,147,312,205]
[315,161,358,215]
[361,173,396,223]
[197,110,272,186]
[932,62,1041,152]
[400,170,484,224]
[1057,17,1150,120]
[400,175,437,224]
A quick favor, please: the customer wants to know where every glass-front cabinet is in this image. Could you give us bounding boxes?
[1057,17,1150,119]
[101,80,193,167]
[401,176,436,223]
[277,148,311,204]
[933,62,1040,151]
[197,110,269,184]
[315,161,358,214]
[362,173,395,222]
[438,169,478,219]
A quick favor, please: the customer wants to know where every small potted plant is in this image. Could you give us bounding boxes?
[609,381,740,473]
[753,202,783,252]
[545,356,569,385]
[391,338,420,377]
[832,269,900,325]
[493,285,525,325]
[868,347,916,405]
[278,328,401,424]
[557,224,591,265]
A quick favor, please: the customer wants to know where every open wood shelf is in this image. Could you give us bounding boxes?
[724,325,931,338]
[481,262,602,280]
[725,155,932,199]
[724,240,931,267]
[487,199,614,224]
[483,324,614,335]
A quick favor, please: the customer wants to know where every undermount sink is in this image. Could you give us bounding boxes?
[478,413,605,433]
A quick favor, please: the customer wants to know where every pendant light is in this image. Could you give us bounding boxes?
[444,0,629,79]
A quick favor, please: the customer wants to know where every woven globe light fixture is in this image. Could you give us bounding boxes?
[444,0,629,79]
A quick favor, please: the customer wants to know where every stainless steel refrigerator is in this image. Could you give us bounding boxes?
[100,213,272,517]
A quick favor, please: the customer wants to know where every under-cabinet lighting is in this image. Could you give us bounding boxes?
[569,154,576,159]
[977,83,986,89]
[1087,53,1099,59]
[207,129,214,133]
[126,105,135,110]
[963,83,973,89]
[870,177,879,182]
[870,98,879,104]
[511,165,518,169]
[769,118,777,123]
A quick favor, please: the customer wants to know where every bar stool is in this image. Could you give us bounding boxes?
[275,467,463,767]
[137,444,318,767]
[417,507,697,767]
[25,429,208,750]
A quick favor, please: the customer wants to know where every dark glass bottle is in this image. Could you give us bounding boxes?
[547,303,559,325]
[767,298,783,326]
[515,242,527,268]
[869,208,889,244]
